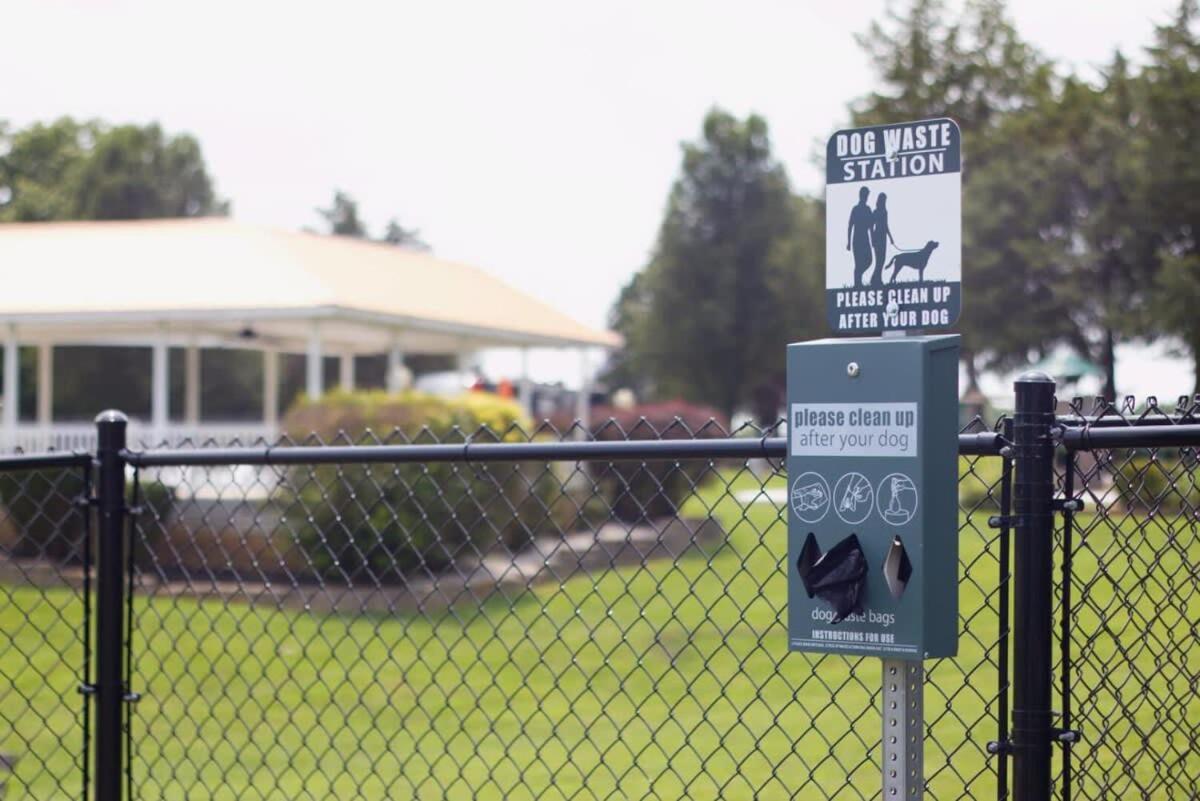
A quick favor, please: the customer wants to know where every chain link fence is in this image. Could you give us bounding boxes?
[1,404,1199,800]
[1054,398,1200,800]
[114,419,1009,801]
[0,457,92,801]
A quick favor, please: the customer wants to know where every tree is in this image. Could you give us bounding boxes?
[609,109,822,422]
[0,118,90,221]
[851,0,1066,387]
[1047,60,1160,398]
[758,194,826,421]
[381,218,429,251]
[1154,253,1200,393]
[0,118,227,221]
[601,271,652,399]
[853,0,1179,399]
[316,190,369,238]
[852,0,1049,131]
[315,191,430,251]
[1142,0,1200,390]
[73,124,226,219]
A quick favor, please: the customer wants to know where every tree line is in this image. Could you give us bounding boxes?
[609,0,1200,420]
[0,118,226,221]
[0,118,425,247]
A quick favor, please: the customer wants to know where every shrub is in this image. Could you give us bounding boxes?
[586,400,728,523]
[0,471,172,564]
[1113,453,1200,515]
[281,390,574,580]
[128,479,176,567]
[0,469,87,562]
[284,388,529,444]
[958,455,1005,512]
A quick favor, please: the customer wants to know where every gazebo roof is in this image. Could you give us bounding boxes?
[0,218,619,352]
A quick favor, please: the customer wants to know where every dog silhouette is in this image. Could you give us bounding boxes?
[886,241,939,283]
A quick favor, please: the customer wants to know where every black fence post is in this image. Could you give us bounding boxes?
[94,410,128,801]
[1011,373,1055,801]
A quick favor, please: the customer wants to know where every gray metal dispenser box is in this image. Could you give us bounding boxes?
[786,335,959,659]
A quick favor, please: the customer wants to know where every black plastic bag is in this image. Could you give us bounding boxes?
[796,532,868,623]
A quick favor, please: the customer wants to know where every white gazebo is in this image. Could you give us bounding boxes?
[0,218,619,451]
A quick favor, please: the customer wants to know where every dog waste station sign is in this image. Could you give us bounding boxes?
[787,117,963,800]
[826,118,961,334]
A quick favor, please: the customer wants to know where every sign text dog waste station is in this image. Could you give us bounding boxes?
[786,335,959,659]
[826,118,962,335]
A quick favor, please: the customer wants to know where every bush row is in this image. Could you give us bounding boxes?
[0,471,172,564]
[0,393,732,581]
[280,393,729,580]
[281,391,550,579]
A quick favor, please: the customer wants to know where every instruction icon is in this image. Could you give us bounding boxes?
[790,472,831,524]
[877,473,918,526]
[833,472,874,525]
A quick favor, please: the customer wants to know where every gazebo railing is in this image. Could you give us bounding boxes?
[6,421,278,453]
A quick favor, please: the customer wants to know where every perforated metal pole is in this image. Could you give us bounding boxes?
[877,325,924,800]
[882,659,923,799]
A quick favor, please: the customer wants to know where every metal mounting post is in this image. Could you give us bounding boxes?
[94,410,128,801]
[882,658,923,799]
[1010,372,1056,801]
[879,325,924,800]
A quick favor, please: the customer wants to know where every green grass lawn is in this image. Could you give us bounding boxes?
[2,462,1199,800]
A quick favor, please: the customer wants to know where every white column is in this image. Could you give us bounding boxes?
[518,347,533,417]
[184,343,200,426]
[306,323,323,399]
[3,332,18,449]
[36,343,52,428]
[339,352,355,392]
[151,333,169,444]
[386,338,405,393]
[575,347,591,435]
[263,350,279,431]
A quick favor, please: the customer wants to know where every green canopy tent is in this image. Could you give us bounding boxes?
[1027,351,1105,386]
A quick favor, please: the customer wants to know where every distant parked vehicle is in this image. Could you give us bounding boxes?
[413,370,495,397]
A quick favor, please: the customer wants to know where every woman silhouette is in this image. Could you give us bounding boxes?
[869,193,897,287]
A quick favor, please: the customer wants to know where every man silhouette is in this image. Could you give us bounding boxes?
[846,186,873,287]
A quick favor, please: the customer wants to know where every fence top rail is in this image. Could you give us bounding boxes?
[123,438,783,467]
[1061,422,1200,451]
[1057,414,1200,428]
[0,450,92,470]
[120,431,1006,468]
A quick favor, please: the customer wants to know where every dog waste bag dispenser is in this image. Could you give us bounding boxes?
[787,334,959,659]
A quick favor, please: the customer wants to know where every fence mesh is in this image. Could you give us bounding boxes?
[6,408,1199,800]
[0,463,91,801]
[1055,399,1200,801]
[120,421,1009,801]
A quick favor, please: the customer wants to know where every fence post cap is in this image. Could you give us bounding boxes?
[94,409,128,425]
[1015,371,1054,384]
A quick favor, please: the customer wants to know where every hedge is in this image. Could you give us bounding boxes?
[1113,453,1200,515]
[0,471,173,564]
[281,390,576,580]
[585,400,728,523]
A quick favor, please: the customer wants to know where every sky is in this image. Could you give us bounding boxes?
[1,0,1189,398]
